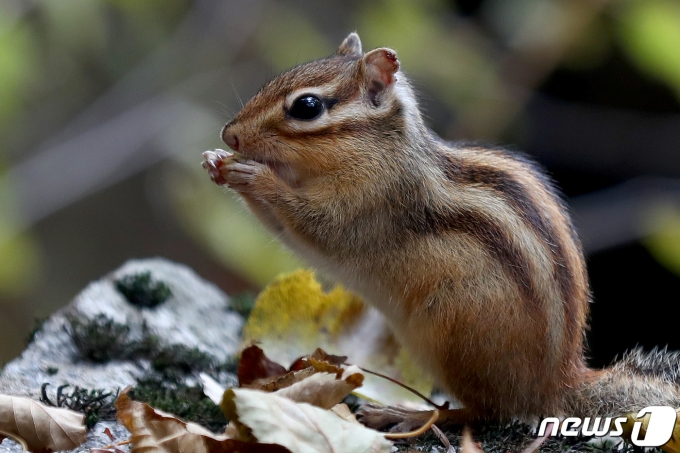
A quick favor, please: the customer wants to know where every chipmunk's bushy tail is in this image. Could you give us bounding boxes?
[570,347,680,417]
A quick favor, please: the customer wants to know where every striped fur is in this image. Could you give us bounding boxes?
[214,33,679,422]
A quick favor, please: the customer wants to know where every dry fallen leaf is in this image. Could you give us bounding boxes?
[237,344,288,387]
[232,346,433,439]
[204,347,364,411]
[115,390,288,453]
[0,394,87,453]
[260,368,316,392]
[257,346,350,393]
[274,365,364,409]
[289,348,348,371]
[119,385,390,453]
[222,388,393,453]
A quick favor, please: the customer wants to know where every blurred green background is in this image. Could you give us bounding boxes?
[1,0,680,367]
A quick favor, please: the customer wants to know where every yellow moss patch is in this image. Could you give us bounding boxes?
[243,269,364,347]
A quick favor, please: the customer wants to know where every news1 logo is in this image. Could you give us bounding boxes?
[538,406,677,447]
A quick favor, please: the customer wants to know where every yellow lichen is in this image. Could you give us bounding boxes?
[243,269,364,348]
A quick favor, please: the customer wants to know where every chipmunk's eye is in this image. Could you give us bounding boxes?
[289,95,324,120]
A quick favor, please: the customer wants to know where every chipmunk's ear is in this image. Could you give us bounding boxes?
[337,32,362,57]
[361,48,400,104]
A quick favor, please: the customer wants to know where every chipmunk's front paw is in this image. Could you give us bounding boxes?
[203,150,278,197]
[222,159,271,194]
[202,149,235,186]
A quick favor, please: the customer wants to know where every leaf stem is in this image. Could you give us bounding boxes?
[0,429,28,453]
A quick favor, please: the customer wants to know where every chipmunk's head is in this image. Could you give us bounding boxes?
[221,33,420,181]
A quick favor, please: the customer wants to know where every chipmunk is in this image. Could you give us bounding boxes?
[203,33,680,424]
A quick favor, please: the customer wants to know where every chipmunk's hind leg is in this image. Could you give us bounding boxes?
[356,404,479,433]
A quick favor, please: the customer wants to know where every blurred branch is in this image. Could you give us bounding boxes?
[2,96,209,227]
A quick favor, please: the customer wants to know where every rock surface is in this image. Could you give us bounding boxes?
[0,257,243,452]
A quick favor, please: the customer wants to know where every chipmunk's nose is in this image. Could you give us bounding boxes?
[221,125,240,151]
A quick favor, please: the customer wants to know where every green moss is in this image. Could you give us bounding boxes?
[64,313,239,432]
[66,313,241,383]
[115,271,172,308]
[130,377,229,433]
[151,345,216,379]
[67,314,132,363]
[40,383,118,430]
[46,366,59,375]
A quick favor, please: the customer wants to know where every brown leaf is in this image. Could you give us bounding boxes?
[310,348,349,366]
[290,348,348,371]
[302,357,344,374]
[115,389,288,453]
[274,365,364,409]
[259,367,316,392]
[0,394,87,453]
[237,344,287,387]
[236,346,357,394]
[204,362,363,411]
[259,351,354,393]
